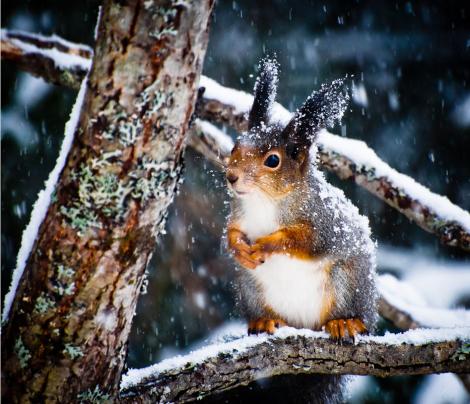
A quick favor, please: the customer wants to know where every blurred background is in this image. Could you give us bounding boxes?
[2,0,470,402]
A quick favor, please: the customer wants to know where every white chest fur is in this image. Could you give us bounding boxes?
[238,192,278,242]
[237,192,327,329]
[251,255,328,329]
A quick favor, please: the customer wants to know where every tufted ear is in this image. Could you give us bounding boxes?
[281,77,349,154]
[248,58,279,130]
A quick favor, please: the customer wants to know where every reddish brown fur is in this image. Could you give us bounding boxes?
[228,222,320,269]
[227,143,307,200]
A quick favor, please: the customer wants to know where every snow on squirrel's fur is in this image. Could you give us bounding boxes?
[199,75,470,233]
[2,76,88,322]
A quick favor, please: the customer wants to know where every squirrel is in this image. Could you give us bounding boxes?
[225,58,377,402]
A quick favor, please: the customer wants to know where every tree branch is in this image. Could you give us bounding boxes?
[117,274,470,401]
[377,274,470,393]
[380,294,470,393]
[118,327,470,403]
[2,29,469,251]
[378,297,420,329]
[0,29,90,89]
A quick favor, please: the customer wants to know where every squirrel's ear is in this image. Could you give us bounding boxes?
[281,77,349,151]
[248,57,279,130]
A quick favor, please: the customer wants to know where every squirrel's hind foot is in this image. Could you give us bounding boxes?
[324,318,367,342]
[248,318,287,335]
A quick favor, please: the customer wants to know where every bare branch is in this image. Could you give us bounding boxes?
[119,327,470,403]
[378,297,420,329]
[2,29,469,251]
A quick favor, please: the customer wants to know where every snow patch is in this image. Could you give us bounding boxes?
[195,119,234,154]
[2,76,88,322]
[378,274,470,328]
[200,75,292,124]
[378,246,470,308]
[318,130,470,233]
[415,373,469,404]
[120,328,270,390]
[359,326,470,345]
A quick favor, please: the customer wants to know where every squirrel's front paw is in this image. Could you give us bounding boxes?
[228,228,258,269]
[251,231,287,263]
[248,318,287,335]
[324,318,367,342]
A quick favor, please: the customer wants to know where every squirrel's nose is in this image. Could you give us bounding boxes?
[227,172,239,185]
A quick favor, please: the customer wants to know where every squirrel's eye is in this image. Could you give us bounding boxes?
[264,154,280,168]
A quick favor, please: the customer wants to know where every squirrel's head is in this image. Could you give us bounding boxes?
[226,57,349,200]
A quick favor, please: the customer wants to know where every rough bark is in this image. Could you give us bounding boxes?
[2,29,469,251]
[378,296,470,393]
[1,0,214,402]
[119,332,470,403]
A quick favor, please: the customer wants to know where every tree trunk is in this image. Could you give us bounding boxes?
[1,0,214,402]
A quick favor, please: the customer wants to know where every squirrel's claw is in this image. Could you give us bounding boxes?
[248,318,287,335]
[324,318,367,342]
[250,249,268,265]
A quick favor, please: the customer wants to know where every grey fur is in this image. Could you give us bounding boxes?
[231,126,377,330]
[227,60,377,403]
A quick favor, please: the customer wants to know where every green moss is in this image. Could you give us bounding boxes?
[117,118,143,147]
[14,337,31,368]
[61,72,179,235]
[60,70,79,88]
[61,161,133,233]
[452,342,470,361]
[55,281,76,296]
[34,293,55,314]
[61,204,102,235]
[77,385,111,404]
[63,343,84,360]
[57,264,75,279]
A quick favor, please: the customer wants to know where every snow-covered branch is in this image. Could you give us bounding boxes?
[377,273,470,392]
[118,274,470,401]
[196,79,470,251]
[378,274,470,330]
[2,28,469,251]
[119,326,470,403]
[1,29,91,89]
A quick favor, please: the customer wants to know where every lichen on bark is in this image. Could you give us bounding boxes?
[1,0,214,402]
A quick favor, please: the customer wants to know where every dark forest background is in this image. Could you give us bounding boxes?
[2,1,470,402]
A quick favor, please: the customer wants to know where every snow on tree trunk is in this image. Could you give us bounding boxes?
[1,0,214,402]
